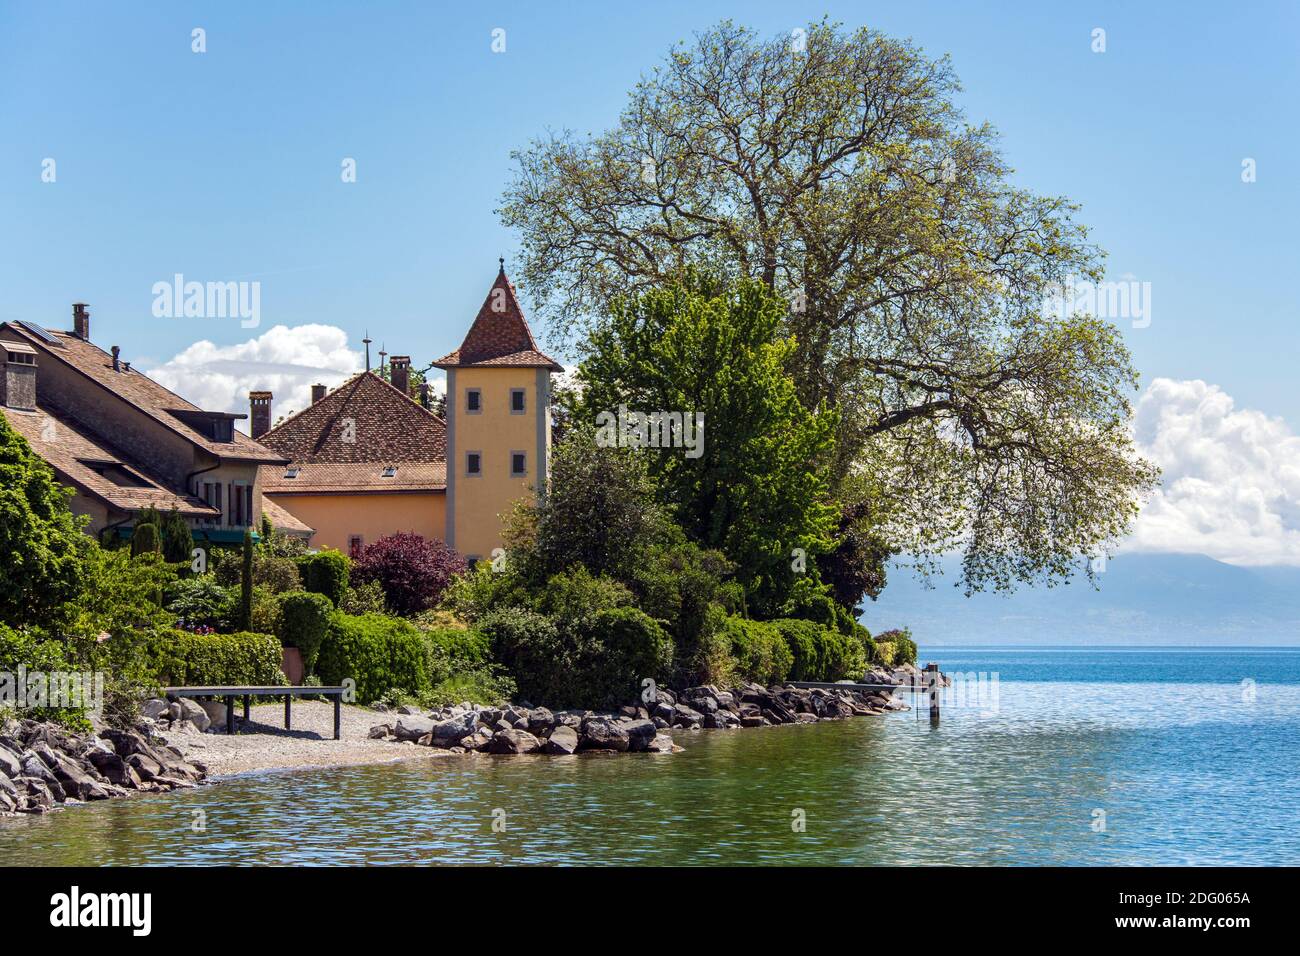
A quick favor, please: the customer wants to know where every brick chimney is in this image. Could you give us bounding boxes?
[249,390,272,438]
[311,383,326,404]
[390,355,410,396]
[1,343,38,410]
[72,303,90,340]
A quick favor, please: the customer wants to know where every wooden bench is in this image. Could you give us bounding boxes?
[162,685,348,739]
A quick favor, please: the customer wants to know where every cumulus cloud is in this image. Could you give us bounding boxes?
[1128,378,1300,565]
[144,324,362,430]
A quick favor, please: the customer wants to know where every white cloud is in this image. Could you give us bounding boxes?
[1128,378,1300,565]
[143,324,362,430]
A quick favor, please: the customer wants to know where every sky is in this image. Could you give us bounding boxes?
[2,1,1299,564]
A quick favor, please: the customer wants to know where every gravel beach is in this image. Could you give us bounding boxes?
[160,701,457,778]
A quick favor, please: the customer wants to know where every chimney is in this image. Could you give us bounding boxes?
[111,345,121,372]
[1,343,38,411]
[72,303,90,340]
[250,390,272,439]
[418,382,431,410]
[390,355,410,396]
[311,383,326,404]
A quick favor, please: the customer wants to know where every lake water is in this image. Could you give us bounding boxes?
[3,646,1298,865]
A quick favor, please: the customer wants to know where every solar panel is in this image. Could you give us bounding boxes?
[15,320,63,345]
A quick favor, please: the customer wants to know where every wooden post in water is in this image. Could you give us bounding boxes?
[925,662,940,726]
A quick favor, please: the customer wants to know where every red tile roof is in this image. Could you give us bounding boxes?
[1,403,220,517]
[1,324,286,463]
[262,460,446,494]
[259,371,446,464]
[434,267,563,371]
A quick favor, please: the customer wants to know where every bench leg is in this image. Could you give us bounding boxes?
[333,695,341,740]
[226,696,235,735]
[285,695,292,730]
[243,694,250,723]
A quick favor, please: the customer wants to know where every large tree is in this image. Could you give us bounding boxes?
[501,19,1158,592]
[577,273,838,613]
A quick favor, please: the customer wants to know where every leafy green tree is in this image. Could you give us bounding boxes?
[502,18,1158,593]
[238,530,254,631]
[0,415,91,628]
[577,273,837,613]
[130,522,161,557]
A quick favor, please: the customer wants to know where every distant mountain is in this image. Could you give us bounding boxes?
[861,553,1300,645]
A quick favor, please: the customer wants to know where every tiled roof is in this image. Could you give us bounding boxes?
[260,496,315,535]
[258,371,447,465]
[434,267,563,371]
[262,460,446,494]
[1,324,285,464]
[1,403,220,517]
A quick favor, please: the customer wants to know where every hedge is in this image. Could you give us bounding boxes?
[770,618,866,682]
[299,550,350,607]
[147,630,285,687]
[723,616,793,685]
[316,612,428,705]
[278,591,334,674]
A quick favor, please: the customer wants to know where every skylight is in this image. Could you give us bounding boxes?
[382,465,398,477]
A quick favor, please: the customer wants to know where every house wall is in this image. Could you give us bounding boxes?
[264,491,446,553]
[446,365,550,561]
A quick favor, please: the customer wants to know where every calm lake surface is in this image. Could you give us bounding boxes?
[3,646,1299,865]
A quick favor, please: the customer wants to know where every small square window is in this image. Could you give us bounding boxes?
[510,388,526,414]
[466,389,482,413]
[348,535,364,558]
[284,466,299,479]
[466,451,482,476]
[381,465,398,478]
[511,451,527,478]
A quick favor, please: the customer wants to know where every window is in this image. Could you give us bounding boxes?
[228,482,253,526]
[381,465,398,478]
[466,388,481,414]
[465,451,482,476]
[511,451,527,478]
[348,535,364,558]
[284,466,300,479]
[510,388,526,414]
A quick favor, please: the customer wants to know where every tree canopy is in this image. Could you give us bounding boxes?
[501,18,1159,593]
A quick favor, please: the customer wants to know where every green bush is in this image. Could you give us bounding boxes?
[131,523,161,557]
[277,591,333,674]
[299,550,350,606]
[770,618,866,682]
[254,554,301,594]
[873,628,918,666]
[582,606,673,709]
[723,616,793,685]
[316,612,428,705]
[163,576,231,630]
[478,607,569,706]
[146,630,285,686]
[0,623,87,729]
[339,579,386,615]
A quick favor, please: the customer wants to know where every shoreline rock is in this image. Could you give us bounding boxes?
[365,666,941,758]
[0,716,206,816]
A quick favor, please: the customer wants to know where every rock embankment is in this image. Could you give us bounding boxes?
[0,717,206,815]
[368,668,930,756]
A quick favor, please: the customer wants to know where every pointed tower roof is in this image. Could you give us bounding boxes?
[433,263,563,371]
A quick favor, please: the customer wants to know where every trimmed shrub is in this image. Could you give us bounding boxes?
[146,630,285,687]
[316,612,428,705]
[299,550,350,607]
[352,532,466,615]
[163,576,231,631]
[770,618,866,682]
[131,523,161,557]
[723,616,793,685]
[277,591,333,674]
[478,607,569,706]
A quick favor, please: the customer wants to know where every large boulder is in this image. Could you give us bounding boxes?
[85,748,141,788]
[541,725,579,755]
[0,743,20,779]
[645,734,678,753]
[21,754,65,802]
[431,714,477,747]
[526,707,556,736]
[671,704,704,729]
[141,698,170,721]
[175,698,211,733]
[486,729,541,755]
[393,715,436,742]
[621,718,657,751]
[460,727,493,752]
[198,700,228,731]
[580,717,630,752]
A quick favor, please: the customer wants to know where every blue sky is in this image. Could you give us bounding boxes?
[3,1,1299,562]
